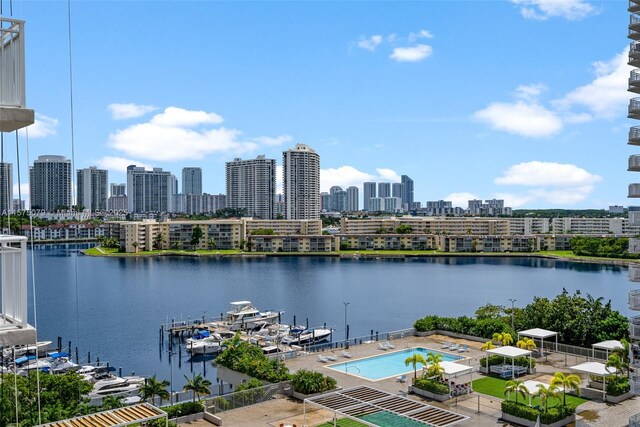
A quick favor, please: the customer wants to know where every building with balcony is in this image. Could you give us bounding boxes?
[283,144,320,220]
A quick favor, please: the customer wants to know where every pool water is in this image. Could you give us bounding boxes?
[327,347,463,381]
[360,411,429,427]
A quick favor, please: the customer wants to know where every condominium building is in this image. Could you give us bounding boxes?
[378,182,391,198]
[363,182,376,212]
[110,183,126,197]
[226,156,276,219]
[126,165,175,213]
[182,167,202,195]
[0,162,12,214]
[392,183,403,199]
[283,144,320,220]
[175,193,226,215]
[29,155,72,211]
[77,166,108,211]
[401,175,414,208]
[346,186,359,211]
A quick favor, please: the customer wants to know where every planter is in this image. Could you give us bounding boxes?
[203,412,223,426]
[589,381,604,390]
[502,412,575,427]
[606,391,634,403]
[409,385,450,402]
[479,366,489,374]
[173,412,204,424]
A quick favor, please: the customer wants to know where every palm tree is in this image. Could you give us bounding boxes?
[101,395,124,410]
[405,354,427,379]
[535,384,559,413]
[504,379,528,404]
[425,352,444,378]
[481,340,496,351]
[493,332,514,346]
[605,353,624,377]
[182,374,213,401]
[140,375,170,405]
[516,337,537,352]
[610,339,631,377]
[550,372,581,405]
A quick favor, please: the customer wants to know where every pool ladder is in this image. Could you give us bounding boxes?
[346,365,361,374]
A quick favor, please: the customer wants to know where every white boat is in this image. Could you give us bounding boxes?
[186,335,223,355]
[281,328,333,345]
[3,341,52,359]
[87,375,145,405]
[214,301,281,331]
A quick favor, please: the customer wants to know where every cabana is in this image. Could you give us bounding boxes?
[569,361,618,401]
[591,340,622,360]
[485,346,532,379]
[423,361,474,397]
[518,328,558,356]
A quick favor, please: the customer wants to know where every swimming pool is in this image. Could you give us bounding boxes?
[327,347,463,381]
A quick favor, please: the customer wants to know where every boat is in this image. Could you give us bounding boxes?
[185,330,224,355]
[2,341,52,359]
[281,328,333,345]
[213,301,282,331]
[48,352,79,373]
[87,374,145,405]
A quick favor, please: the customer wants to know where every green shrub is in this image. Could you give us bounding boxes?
[501,401,538,421]
[292,369,337,395]
[214,337,292,383]
[164,401,204,418]
[540,404,576,424]
[235,378,263,392]
[412,378,449,395]
[606,377,630,396]
[480,355,535,369]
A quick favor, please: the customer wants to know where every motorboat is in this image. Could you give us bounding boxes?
[248,323,304,346]
[213,301,282,331]
[48,352,79,373]
[185,330,224,355]
[3,341,52,359]
[87,374,145,405]
[13,355,51,375]
[281,328,333,345]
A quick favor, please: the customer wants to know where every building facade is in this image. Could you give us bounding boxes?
[378,182,391,198]
[226,156,276,219]
[182,167,202,195]
[363,182,376,212]
[401,175,414,209]
[283,144,320,220]
[29,155,72,211]
[346,186,359,211]
[126,165,175,213]
[0,162,12,214]
[77,166,108,211]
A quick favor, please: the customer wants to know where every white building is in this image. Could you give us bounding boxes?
[226,156,276,219]
[283,144,320,220]
[77,166,108,211]
[126,165,176,213]
[29,155,72,211]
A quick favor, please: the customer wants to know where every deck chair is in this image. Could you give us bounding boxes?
[441,341,451,349]
[378,343,388,351]
[386,341,395,349]
[458,344,468,353]
[341,350,353,358]
[317,355,329,363]
[396,375,407,383]
[450,343,460,351]
[326,355,337,361]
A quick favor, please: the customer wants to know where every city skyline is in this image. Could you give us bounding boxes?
[4,1,631,209]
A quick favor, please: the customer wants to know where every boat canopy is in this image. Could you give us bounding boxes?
[15,355,36,364]
[48,352,70,359]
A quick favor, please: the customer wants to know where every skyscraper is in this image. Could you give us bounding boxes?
[110,183,126,197]
[283,144,320,220]
[392,183,403,199]
[225,156,276,219]
[29,155,72,211]
[401,175,414,208]
[126,165,175,213]
[378,182,391,198]
[363,182,376,211]
[0,163,12,214]
[346,186,359,211]
[182,167,202,195]
[77,166,108,211]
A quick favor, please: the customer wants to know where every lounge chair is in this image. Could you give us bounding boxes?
[396,375,407,383]
[341,351,353,358]
[386,341,395,349]
[378,343,388,351]
[317,355,329,363]
[326,355,337,361]
[450,343,460,351]
[441,341,451,349]
[458,344,468,353]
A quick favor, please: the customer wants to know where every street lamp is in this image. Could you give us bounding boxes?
[508,298,517,331]
[343,302,350,349]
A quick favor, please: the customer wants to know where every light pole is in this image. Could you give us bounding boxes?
[508,298,517,331]
[343,302,350,349]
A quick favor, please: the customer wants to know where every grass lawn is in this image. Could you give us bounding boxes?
[472,377,588,408]
[314,419,368,427]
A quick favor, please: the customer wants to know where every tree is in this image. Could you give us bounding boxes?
[534,384,559,413]
[404,354,427,379]
[207,237,217,250]
[132,241,139,253]
[182,374,212,401]
[492,332,513,346]
[504,379,528,404]
[153,232,165,250]
[395,224,413,234]
[424,352,444,378]
[101,395,124,410]
[140,375,170,405]
[481,340,496,351]
[190,225,204,250]
[610,339,631,377]
[605,353,624,377]
[516,337,537,351]
[550,372,581,405]
[475,304,504,320]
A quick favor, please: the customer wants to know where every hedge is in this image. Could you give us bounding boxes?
[412,378,449,395]
[606,377,630,396]
[164,401,204,418]
[480,355,535,369]
[502,401,576,424]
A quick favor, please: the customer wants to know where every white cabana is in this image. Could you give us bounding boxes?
[485,346,532,379]
[518,328,558,356]
[433,361,474,397]
[592,340,622,360]
[569,361,618,400]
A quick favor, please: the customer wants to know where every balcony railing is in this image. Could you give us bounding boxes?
[630,126,640,145]
[631,315,640,340]
[0,236,27,331]
[0,18,25,108]
[629,183,640,197]
[631,0,640,13]
[630,155,640,171]
[631,289,640,309]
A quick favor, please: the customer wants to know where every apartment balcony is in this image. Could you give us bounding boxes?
[629,183,640,197]
[631,289,640,310]
[631,42,640,67]
[631,315,640,340]
[631,0,640,13]
[630,98,640,119]
[631,70,640,94]
[630,155,640,171]
[630,265,640,282]
[630,126,640,146]
[631,14,640,40]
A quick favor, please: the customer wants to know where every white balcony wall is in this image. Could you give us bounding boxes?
[0,18,25,108]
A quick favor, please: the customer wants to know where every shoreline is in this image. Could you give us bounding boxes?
[80,248,639,267]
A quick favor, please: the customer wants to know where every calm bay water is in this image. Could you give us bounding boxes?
[26,244,635,388]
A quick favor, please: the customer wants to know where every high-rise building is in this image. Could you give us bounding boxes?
[110,183,126,197]
[346,186,359,211]
[77,166,108,211]
[226,156,276,219]
[29,155,72,211]
[283,144,320,220]
[392,183,403,199]
[378,182,391,198]
[401,175,414,208]
[320,192,331,211]
[363,182,376,212]
[182,167,202,195]
[329,186,343,211]
[0,163,12,214]
[126,165,175,213]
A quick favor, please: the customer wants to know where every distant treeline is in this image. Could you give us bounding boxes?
[512,209,625,218]
[570,236,640,259]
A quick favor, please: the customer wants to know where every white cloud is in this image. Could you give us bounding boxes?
[494,161,601,187]
[408,29,434,42]
[13,183,29,198]
[553,50,630,119]
[319,166,402,193]
[443,192,480,208]
[529,186,594,204]
[473,101,563,137]
[514,83,547,101]
[491,192,535,208]
[20,114,58,138]
[108,106,287,161]
[96,156,151,172]
[357,35,383,51]
[375,168,401,183]
[108,103,158,120]
[512,0,596,21]
[390,44,433,62]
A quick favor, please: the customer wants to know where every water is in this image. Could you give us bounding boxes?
[26,244,635,389]
[327,347,463,381]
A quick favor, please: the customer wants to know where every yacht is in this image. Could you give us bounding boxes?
[87,374,145,405]
[213,301,282,331]
[185,330,224,355]
[281,328,333,346]
[3,341,52,359]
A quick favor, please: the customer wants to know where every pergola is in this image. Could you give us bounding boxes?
[485,346,532,379]
[592,340,622,360]
[518,328,558,356]
[569,361,618,401]
[37,403,167,427]
[423,361,474,396]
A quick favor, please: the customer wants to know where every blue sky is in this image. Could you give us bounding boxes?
[5,0,634,208]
